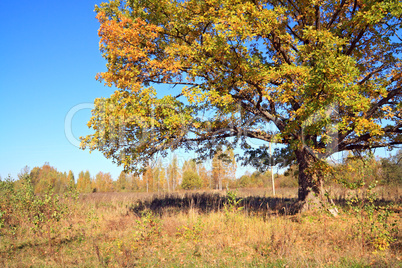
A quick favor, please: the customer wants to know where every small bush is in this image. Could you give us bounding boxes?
[0,174,78,253]
[181,170,202,190]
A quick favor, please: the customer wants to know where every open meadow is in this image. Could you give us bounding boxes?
[1,186,401,267]
[1,0,402,267]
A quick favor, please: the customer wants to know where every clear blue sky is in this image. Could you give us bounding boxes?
[0,0,127,179]
[0,0,256,180]
[0,0,397,181]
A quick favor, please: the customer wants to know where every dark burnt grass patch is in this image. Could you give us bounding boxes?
[128,192,296,217]
[127,191,402,217]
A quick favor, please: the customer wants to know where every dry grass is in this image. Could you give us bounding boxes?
[1,187,401,267]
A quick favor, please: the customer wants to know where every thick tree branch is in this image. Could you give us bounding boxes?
[315,4,320,31]
[339,123,402,152]
[342,141,402,151]
[366,86,402,119]
[326,0,346,28]
[183,126,281,144]
[232,94,287,132]
[346,26,368,55]
[358,63,387,85]
[269,33,293,65]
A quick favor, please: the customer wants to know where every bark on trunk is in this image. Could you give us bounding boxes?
[292,148,338,216]
[297,149,323,198]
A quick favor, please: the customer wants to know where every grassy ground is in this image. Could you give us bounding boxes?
[0,187,401,267]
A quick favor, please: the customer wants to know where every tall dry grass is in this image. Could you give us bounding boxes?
[0,187,401,267]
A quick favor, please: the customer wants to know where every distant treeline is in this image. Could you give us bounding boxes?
[1,150,401,194]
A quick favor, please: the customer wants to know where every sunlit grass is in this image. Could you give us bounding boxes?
[1,187,401,267]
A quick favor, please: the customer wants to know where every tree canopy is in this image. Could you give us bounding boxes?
[81,0,402,206]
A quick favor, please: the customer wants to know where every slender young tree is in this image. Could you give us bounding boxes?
[82,0,402,211]
[167,154,180,191]
[67,170,75,190]
[76,171,85,193]
[77,171,92,193]
[152,159,166,192]
[143,162,154,192]
[212,149,225,190]
[197,162,211,189]
[212,148,236,190]
[117,171,128,191]
[222,149,237,189]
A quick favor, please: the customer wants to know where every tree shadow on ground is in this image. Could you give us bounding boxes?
[129,192,296,217]
[128,192,402,217]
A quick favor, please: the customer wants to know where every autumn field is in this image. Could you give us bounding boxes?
[1,186,401,267]
[1,0,402,267]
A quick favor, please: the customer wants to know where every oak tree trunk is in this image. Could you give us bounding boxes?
[293,148,338,216]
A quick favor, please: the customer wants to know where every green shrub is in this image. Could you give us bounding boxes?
[181,170,202,190]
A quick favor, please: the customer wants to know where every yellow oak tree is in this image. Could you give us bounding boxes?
[81,0,402,211]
